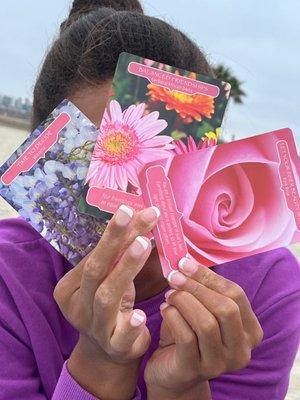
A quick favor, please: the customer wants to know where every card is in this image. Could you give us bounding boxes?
[0,100,108,265]
[78,52,231,218]
[138,128,300,277]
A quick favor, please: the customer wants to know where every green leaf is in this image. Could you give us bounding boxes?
[171,130,187,140]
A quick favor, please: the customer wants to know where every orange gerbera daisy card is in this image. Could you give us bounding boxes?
[78,52,231,219]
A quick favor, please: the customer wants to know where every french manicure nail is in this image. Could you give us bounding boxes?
[179,257,198,275]
[142,206,160,223]
[167,270,187,286]
[115,204,133,226]
[160,302,169,311]
[130,311,145,327]
[131,236,149,256]
[136,236,149,250]
[165,289,176,300]
[151,206,160,218]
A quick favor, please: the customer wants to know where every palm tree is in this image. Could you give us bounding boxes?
[213,64,246,104]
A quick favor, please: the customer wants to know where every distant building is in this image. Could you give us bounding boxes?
[0,93,32,121]
[23,98,31,112]
[2,96,13,108]
[14,97,23,110]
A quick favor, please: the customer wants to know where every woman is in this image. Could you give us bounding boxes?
[0,1,299,399]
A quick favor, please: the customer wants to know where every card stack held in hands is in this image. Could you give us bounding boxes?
[0,52,230,267]
[0,52,299,276]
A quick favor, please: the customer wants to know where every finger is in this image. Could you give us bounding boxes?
[159,318,175,348]
[93,236,151,332]
[105,236,152,302]
[165,282,246,352]
[80,205,134,307]
[80,205,158,308]
[53,253,89,310]
[109,310,150,360]
[96,205,160,260]
[131,206,160,236]
[176,258,263,347]
[116,207,160,247]
[163,291,224,370]
[160,303,199,369]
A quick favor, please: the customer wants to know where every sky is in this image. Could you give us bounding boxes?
[0,0,299,146]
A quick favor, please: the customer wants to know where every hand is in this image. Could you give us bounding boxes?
[53,205,160,400]
[145,257,263,399]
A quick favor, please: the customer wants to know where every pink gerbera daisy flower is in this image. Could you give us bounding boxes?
[87,100,173,191]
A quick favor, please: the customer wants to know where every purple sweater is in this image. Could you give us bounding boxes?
[0,218,299,400]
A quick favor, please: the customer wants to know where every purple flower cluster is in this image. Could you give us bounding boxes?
[0,101,107,265]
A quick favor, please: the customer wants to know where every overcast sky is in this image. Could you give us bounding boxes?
[0,0,299,146]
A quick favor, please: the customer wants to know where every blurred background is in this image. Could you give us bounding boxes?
[0,1,299,398]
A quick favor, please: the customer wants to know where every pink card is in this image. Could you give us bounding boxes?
[139,128,300,277]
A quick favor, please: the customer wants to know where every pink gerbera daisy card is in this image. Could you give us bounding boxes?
[78,52,231,218]
[138,128,300,277]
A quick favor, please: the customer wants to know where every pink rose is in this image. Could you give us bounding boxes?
[166,130,300,266]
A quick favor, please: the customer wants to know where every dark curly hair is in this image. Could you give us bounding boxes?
[32,0,213,128]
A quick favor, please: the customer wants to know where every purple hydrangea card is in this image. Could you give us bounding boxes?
[0,100,108,265]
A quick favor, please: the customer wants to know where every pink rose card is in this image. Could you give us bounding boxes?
[78,52,231,219]
[138,128,300,277]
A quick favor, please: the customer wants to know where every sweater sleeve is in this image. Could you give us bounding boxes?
[0,275,45,399]
[52,361,141,400]
[0,280,141,400]
[0,236,141,400]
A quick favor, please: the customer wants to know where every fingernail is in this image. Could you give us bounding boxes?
[151,206,160,218]
[165,289,176,300]
[179,257,198,275]
[131,236,149,256]
[142,206,160,223]
[130,311,145,327]
[115,204,133,226]
[167,271,187,286]
[160,302,169,311]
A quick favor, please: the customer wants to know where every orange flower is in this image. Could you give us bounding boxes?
[147,83,215,124]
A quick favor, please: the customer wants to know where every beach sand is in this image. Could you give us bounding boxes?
[0,125,28,219]
[0,125,299,398]
[0,124,29,165]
